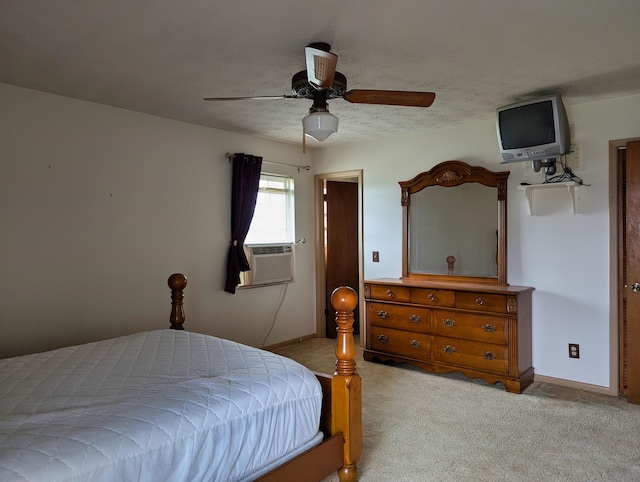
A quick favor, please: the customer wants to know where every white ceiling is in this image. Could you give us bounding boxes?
[2,1,640,148]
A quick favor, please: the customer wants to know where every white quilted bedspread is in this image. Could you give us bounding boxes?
[0,330,323,482]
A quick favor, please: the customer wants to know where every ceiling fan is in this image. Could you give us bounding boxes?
[203,43,436,145]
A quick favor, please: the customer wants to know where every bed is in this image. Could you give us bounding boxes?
[0,273,362,482]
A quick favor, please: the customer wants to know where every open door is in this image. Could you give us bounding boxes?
[325,180,360,338]
[619,140,640,404]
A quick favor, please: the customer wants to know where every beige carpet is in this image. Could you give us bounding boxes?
[274,337,640,482]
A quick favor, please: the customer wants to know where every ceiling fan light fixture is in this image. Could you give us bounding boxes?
[302,111,339,141]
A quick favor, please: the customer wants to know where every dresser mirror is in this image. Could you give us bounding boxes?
[400,161,510,284]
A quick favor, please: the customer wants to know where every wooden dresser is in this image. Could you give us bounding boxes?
[363,278,534,393]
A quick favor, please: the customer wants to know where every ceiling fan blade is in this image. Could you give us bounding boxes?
[203,95,300,101]
[305,44,337,90]
[343,90,436,107]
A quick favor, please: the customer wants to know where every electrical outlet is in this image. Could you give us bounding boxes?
[565,144,581,171]
[569,343,580,359]
[521,143,581,176]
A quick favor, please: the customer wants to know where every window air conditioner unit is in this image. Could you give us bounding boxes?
[241,244,295,287]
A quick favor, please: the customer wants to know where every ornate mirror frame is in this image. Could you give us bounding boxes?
[400,160,510,285]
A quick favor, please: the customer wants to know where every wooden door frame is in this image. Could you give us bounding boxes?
[609,137,640,396]
[314,170,364,340]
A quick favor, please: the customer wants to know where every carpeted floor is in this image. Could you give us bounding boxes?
[273,337,640,482]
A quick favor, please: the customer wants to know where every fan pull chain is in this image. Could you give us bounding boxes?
[302,127,306,154]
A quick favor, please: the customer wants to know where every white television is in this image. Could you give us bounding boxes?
[496,94,570,164]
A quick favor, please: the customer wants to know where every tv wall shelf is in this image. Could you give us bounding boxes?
[517,182,582,215]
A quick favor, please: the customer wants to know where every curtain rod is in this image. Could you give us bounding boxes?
[225,153,310,172]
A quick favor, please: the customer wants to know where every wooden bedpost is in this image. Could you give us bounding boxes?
[330,286,362,482]
[168,273,187,330]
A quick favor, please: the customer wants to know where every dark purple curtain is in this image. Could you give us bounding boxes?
[224,153,263,293]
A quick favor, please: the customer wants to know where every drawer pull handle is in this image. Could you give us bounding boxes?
[377,334,388,343]
[442,318,456,328]
[475,297,484,306]
[385,289,394,298]
[409,314,421,323]
[377,310,388,319]
[443,344,456,354]
[482,351,497,361]
[428,293,436,301]
[409,339,421,348]
[482,323,497,333]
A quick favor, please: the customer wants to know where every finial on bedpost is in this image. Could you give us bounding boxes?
[330,286,361,482]
[168,273,187,330]
[331,286,358,377]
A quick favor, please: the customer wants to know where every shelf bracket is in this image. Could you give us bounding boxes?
[517,182,582,215]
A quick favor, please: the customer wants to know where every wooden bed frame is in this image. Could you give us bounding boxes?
[168,273,362,482]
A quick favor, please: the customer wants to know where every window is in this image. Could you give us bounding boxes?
[244,173,295,244]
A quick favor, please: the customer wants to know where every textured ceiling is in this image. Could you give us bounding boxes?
[2,1,640,148]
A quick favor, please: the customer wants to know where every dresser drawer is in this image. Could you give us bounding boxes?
[410,288,455,307]
[433,336,508,375]
[369,325,430,360]
[368,284,410,302]
[433,310,508,344]
[456,292,508,313]
[367,302,430,333]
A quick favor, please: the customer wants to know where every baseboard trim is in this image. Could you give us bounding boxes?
[262,334,317,351]
[264,341,615,395]
[534,374,611,395]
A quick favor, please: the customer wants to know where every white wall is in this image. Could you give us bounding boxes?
[4,80,640,390]
[0,83,318,358]
[315,93,640,389]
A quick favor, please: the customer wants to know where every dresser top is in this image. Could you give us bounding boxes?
[364,278,534,294]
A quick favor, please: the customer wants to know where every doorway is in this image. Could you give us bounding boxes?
[617,140,640,404]
[314,170,363,340]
